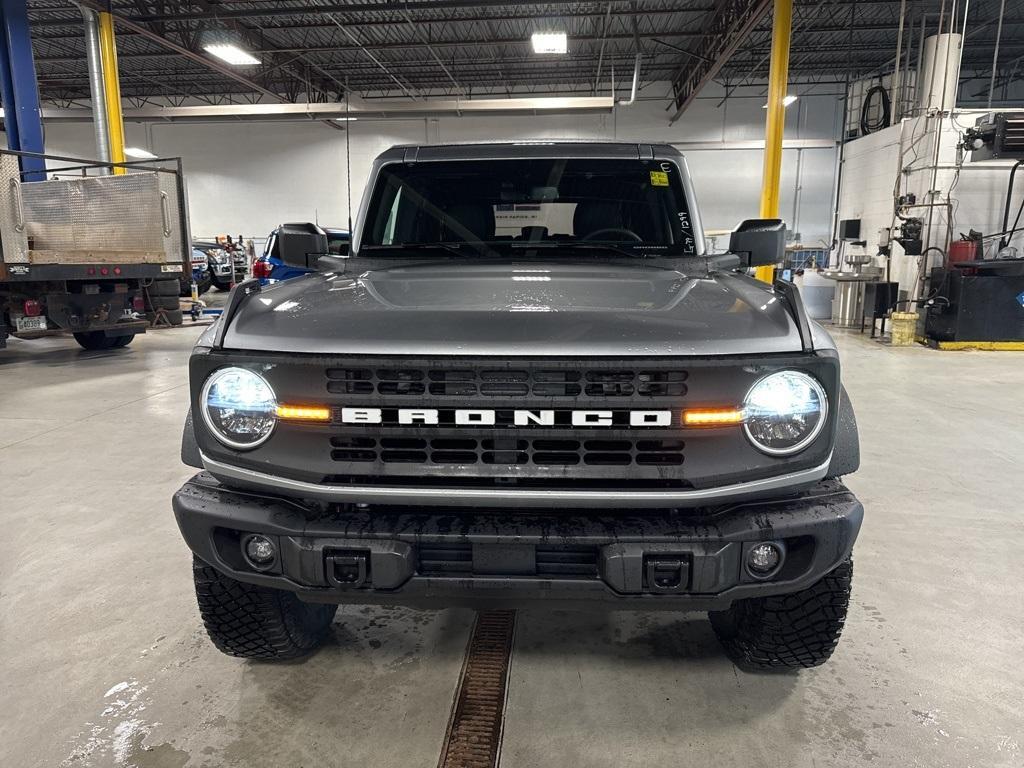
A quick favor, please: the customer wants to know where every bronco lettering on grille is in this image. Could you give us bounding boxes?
[339,408,673,428]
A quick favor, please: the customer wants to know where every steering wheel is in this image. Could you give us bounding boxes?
[582,227,643,243]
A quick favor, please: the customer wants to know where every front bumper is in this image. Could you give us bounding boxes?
[173,473,862,610]
[209,263,233,279]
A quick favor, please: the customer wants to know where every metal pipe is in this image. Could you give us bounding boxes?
[792,147,804,237]
[78,4,110,169]
[914,13,926,116]
[891,0,907,125]
[97,11,125,173]
[901,8,913,120]
[987,0,1006,107]
[618,5,642,106]
[618,53,642,105]
[592,1,613,95]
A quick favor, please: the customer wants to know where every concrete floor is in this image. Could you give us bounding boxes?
[1,322,1022,768]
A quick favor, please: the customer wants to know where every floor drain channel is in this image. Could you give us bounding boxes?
[438,610,517,768]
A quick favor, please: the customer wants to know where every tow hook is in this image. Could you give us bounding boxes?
[644,556,689,594]
[325,553,369,589]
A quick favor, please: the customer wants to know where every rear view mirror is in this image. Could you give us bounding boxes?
[730,219,785,267]
[277,222,328,269]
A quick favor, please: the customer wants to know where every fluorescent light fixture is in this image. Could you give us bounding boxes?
[334,117,358,122]
[123,147,157,159]
[203,43,260,66]
[531,32,567,54]
[762,94,798,109]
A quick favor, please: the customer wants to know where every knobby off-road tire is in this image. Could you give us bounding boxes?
[709,558,853,670]
[193,557,337,660]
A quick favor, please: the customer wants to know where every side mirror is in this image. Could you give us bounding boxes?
[277,222,328,269]
[729,219,785,267]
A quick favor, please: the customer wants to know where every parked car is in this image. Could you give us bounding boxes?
[193,240,240,291]
[179,248,213,297]
[252,226,350,285]
[176,142,862,669]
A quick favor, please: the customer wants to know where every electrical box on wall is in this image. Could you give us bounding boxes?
[838,219,861,241]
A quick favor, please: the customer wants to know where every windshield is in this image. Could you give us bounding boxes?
[361,158,698,257]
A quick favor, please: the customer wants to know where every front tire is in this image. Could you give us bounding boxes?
[193,557,337,660]
[73,331,134,350]
[709,558,853,670]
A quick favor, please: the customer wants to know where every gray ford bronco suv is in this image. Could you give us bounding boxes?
[175,141,862,669]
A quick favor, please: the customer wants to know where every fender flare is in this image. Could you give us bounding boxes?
[181,408,203,469]
[827,385,860,478]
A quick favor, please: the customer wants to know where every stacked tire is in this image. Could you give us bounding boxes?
[179,272,212,297]
[144,278,183,326]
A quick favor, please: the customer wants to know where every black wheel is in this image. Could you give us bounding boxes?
[709,558,853,670]
[196,273,213,295]
[156,295,180,311]
[213,281,231,292]
[192,557,337,660]
[73,331,132,350]
[150,278,180,297]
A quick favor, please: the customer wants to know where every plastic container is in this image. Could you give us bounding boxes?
[890,311,918,346]
[948,239,979,268]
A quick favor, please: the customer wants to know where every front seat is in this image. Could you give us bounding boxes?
[440,203,495,242]
[573,200,624,239]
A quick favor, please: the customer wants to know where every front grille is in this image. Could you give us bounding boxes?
[330,436,684,467]
[418,543,598,578]
[326,366,688,399]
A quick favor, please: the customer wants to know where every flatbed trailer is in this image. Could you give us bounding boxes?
[0,150,190,350]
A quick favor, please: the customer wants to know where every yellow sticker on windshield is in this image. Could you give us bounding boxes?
[650,170,669,186]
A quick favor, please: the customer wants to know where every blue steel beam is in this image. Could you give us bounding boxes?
[0,0,46,180]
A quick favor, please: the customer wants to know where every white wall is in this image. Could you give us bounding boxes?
[838,109,1021,294]
[35,82,843,246]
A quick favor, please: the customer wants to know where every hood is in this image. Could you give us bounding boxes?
[221,260,803,356]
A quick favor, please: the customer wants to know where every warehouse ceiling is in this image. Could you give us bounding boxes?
[25,0,1024,110]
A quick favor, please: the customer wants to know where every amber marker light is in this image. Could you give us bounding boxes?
[276,404,331,421]
[682,408,745,426]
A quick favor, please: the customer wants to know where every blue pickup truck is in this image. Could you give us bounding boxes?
[252,226,350,285]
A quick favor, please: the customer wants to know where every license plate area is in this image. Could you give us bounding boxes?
[15,315,47,332]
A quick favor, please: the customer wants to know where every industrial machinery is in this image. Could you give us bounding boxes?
[921,114,1024,346]
[963,113,1024,162]
[0,150,190,350]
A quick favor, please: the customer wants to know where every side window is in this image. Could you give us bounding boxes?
[265,232,278,258]
[381,187,402,245]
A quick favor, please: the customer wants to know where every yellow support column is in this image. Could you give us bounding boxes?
[755,0,794,283]
[97,11,126,174]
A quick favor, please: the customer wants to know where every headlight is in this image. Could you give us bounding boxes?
[200,367,277,449]
[742,371,828,456]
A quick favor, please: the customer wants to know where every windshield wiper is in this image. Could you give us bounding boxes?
[360,243,469,257]
[510,241,648,258]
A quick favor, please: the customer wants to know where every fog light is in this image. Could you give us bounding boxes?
[243,534,276,566]
[747,542,782,575]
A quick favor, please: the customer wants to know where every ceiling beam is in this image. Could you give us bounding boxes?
[74,0,285,102]
[667,0,774,123]
[125,1,701,24]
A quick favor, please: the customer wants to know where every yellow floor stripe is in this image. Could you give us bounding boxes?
[930,340,1024,351]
